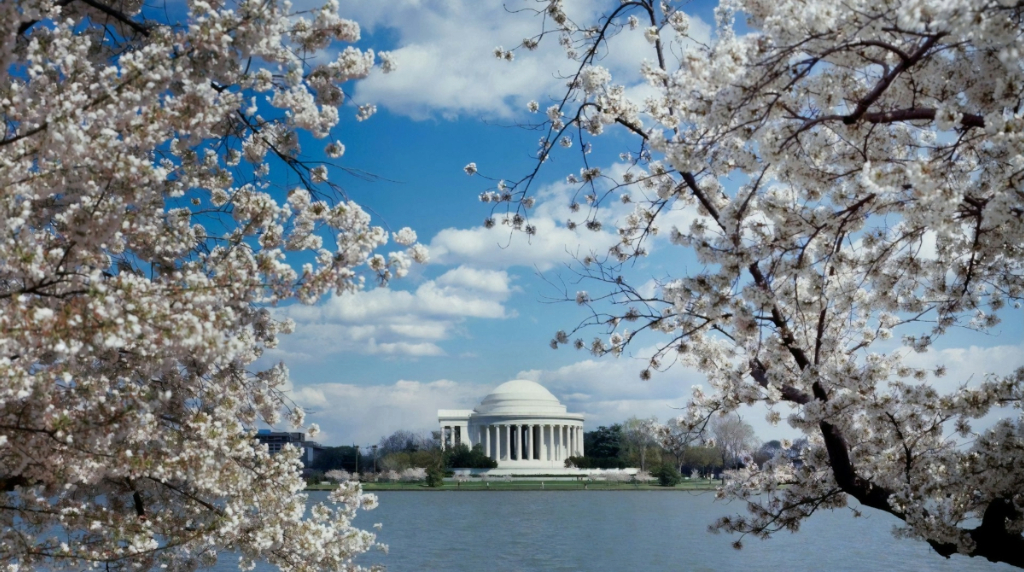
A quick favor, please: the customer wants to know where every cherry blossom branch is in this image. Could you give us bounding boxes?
[842,34,945,124]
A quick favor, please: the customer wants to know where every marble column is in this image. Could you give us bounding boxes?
[552,423,561,462]
[526,424,533,460]
[484,425,491,460]
[504,424,510,461]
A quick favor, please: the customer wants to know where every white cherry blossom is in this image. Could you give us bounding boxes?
[0,0,425,570]
[495,0,1024,566]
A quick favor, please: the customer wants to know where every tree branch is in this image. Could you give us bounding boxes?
[860,107,985,128]
[842,34,944,125]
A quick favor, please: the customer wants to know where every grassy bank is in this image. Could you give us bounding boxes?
[306,479,721,492]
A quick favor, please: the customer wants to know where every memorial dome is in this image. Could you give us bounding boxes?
[473,379,567,415]
[439,379,584,471]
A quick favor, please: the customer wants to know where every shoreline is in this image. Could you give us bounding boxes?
[306,480,722,492]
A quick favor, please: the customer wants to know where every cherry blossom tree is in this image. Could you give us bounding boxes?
[326,469,354,483]
[0,0,425,570]
[400,467,427,482]
[656,416,699,473]
[479,0,1024,566]
[710,413,758,470]
[619,415,661,471]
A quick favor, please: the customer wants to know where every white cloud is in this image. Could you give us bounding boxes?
[429,216,618,271]
[337,0,573,120]
[512,350,778,442]
[516,346,711,429]
[516,337,1024,442]
[288,356,705,446]
[336,0,712,120]
[429,160,704,272]
[903,340,1024,391]
[434,265,514,294]
[288,338,1024,448]
[267,266,515,359]
[290,378,487,444]
[901,339,1024,436]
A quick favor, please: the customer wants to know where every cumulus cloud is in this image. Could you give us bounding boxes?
[901,339,1024,435]
[288,355,705,445]
[336,0,712,120]
[516,346,711,429]
[511,348,781,441]
[292,379,488,444]
[267,266,515,359]
[429,216,618,271]
[903,339,1024,391]
[429,160,704,271]
[285,337,1024,447]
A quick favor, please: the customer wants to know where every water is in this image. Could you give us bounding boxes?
[220,491,1015,571]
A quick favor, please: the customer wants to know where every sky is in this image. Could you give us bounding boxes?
[254,0,1024,448]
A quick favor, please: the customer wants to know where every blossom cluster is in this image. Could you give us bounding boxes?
[0,1,422,570]
[494,0,1024,564]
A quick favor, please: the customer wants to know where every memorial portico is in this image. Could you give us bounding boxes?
[438,379,584,470]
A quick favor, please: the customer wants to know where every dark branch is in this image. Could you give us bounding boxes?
[842,34,944,125]
[860,107,985,129]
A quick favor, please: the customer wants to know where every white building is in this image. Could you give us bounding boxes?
[438,379,584,471]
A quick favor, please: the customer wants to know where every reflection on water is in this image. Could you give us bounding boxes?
[211,491,1014,572]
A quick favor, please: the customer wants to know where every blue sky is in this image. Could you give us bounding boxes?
[257,0,1024,447]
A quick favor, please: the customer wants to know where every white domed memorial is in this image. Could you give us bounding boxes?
[438,380,584,471]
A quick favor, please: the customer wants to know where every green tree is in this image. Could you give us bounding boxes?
[444,444,498,469]
[620,416,662,471]
[565,456,626,469]
[710,414,759,470]
[377,430,429,456]
[425,467,446,488]
[683,446,724,478]
[753,440,785,467]
[652,465,683,487]
[584,425,623,459]
[311,446,367,473]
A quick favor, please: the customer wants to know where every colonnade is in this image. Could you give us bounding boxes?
[439,424,466,450]
[474,423,583,463]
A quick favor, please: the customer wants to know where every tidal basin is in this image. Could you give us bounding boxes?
[215,491,1014,571]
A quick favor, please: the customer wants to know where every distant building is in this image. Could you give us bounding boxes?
[255,430,324,466]
[438,379,584,472]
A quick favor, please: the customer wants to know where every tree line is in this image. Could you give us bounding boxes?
[569,414,805,482]
[312,414,803,485]
[303,429,496,483]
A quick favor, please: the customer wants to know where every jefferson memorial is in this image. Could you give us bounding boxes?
[438,379,584,470]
